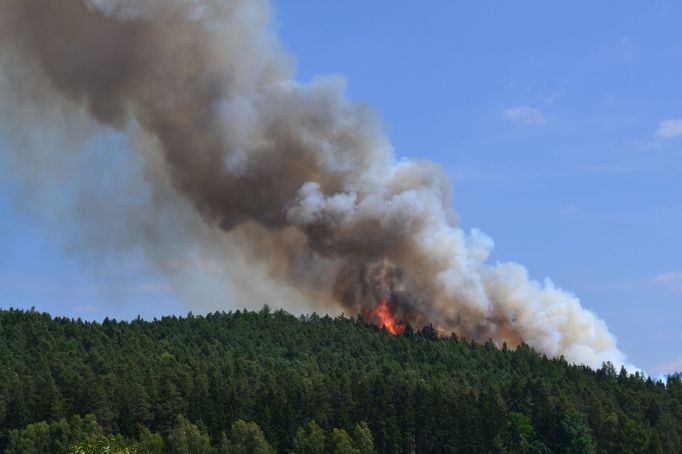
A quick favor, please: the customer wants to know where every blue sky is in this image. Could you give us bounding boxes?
[1,1,681,373]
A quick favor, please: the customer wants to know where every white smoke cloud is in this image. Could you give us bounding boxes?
[655,118,682,139]
[503,105,547,126]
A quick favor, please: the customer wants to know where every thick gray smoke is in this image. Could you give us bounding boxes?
[0,0,628,368]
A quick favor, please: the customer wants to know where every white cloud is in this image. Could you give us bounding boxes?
[651,271,682,292]
[502,106,546,126]
[652,271,682,284]
[654,355,682,375]
[655,118,682,139]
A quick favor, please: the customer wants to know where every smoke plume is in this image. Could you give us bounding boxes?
[0,0,628,368]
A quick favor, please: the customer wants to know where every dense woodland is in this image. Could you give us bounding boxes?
[0,307,680,453]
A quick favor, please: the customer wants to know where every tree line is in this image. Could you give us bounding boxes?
[7,413,374,453]
[0,307,680,452]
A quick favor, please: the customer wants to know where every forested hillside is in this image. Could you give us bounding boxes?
[0,307,680,453]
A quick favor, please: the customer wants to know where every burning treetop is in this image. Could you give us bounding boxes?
[364,300,405,335]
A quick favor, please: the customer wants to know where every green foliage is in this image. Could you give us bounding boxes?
[291,421,325,454]
[351,422,374,454]
[69,433,135,454]
[0,307,681,452]
[509,412,536,446]
[133,428,163,454]
[6,421,52,453]
[6,414,102,454]
[221,419,274,454]
[558,411,595,454]
[166,415,212,454]
[330,428,359,454]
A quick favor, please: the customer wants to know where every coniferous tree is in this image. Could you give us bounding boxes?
[166,415,212,454]
[330,428,359,454]
[222,420,274,454]
[291,421,325,454]
[134,428,164,454]
[352,422,375,454]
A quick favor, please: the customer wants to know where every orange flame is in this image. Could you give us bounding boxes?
[364,299,405,335]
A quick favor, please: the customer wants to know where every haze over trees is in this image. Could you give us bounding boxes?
[0,307,680,453]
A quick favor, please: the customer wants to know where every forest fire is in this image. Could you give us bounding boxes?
[364,300,405,335]
[0,0,629,373]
